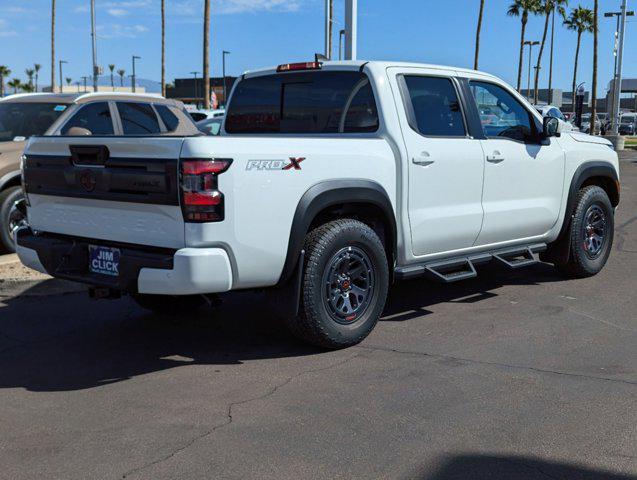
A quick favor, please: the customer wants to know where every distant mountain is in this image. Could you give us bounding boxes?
[95,75,161,93]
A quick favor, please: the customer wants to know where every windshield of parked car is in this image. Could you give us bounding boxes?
[0,103,67,142]
[621,115,635,125]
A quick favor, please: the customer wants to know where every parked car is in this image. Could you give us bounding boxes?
[16,60,619,349]
[0,92,198,252]
[188,108,225,122]
[619,113,636,136]
[579,113,602,135]
[197,116,224,136]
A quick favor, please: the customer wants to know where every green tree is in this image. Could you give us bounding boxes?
[508,0,542,91]
[25,68,35,89]
[117,69,125,87]
[533,0,568,103]
[65,77,72,87]
[34,63,42,92]
[109,64,115,90]
[563,5,594,114]
[0,66,11,97]
[474,0,486,70]
[8,78,22,94]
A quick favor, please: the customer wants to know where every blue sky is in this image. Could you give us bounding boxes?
[0,0,635,95]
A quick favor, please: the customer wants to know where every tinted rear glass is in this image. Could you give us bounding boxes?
[0,103,66,141]
[155,104,180,131]
[61,102,114,135]
[225,71,379,134]
[117,102,161,135]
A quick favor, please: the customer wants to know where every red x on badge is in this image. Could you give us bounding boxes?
[282,157,305,170]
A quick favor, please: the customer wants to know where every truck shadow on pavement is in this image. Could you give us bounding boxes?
[418,454,637,479]
[0,262,564,393]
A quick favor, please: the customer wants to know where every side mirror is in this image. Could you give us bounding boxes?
[65,127,92,136]
[543,116,561,138]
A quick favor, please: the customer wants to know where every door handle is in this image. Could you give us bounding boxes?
[412,151,434,167]
[486,151,505,163]
[412,158,435,166]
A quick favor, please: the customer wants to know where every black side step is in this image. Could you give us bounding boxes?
[394,243,546,282]
[424,259,477,283]
[493,247,537,269]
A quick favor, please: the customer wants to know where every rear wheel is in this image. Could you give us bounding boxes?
[287,219,389,349]
[555,185,614,278]
[131,293,207,315]
[0,186,26,253]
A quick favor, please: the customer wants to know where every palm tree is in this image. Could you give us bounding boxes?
[34,63,42,92]
[108,64,115,90]
[508,0,542,92]
[161,0,166,97]
[117,69,125,87]
[474,0,486,70]
[590,0,598,135]
[65,77,72,87]
[533,0,568,103]
[51,0,56,92]
[564,6,594,115]
[7,79,22,94]
[0,66,11,97]
[25,69,35,89]
[203,0,211,109]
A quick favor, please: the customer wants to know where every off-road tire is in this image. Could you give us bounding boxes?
[131,293,207,315]
[555,185,614,278]
[287,219,389,349]
[0,186,23,253]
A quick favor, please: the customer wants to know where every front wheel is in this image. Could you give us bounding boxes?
[287,219,389,349]
[0,186,27,253]
[555,185,614,278]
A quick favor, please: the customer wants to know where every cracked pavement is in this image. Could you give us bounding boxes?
[0,152,636,480]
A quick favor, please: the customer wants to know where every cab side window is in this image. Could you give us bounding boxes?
[155,104,180,132]
[117,102,161,135]
[402,76,466,137]
[61,102,114,135]
[469,81,534,142]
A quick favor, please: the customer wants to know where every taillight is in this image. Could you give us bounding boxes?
[180,158,232,222]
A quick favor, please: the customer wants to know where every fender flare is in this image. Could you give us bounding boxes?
[277,179,397,286]
[544,161,619,263]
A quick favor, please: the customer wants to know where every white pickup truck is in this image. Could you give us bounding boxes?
[16,60,620,348]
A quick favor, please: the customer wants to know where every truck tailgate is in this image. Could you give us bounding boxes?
[23,136,186,249]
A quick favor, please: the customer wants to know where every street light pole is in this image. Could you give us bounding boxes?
[191,71,200,107]
[324,0,332,59]
[548,9,555,105]
[131,55,141,93]
[90,0,98,92]
[81,76,88,92]
[222,51,230,107]
[58,60,67,93]
[344,0,357,60]
[339,29,345,61]
[605,4,634,135]
[524,40,540,101]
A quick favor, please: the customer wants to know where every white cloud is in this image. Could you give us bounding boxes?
[107,8,129,16]
[97,23,149,39]
[169,0,305,17]
[0,18,17,37]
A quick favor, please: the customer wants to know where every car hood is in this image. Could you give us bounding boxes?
[567,131,612,146]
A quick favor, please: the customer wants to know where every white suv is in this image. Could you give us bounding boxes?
[17,61,620,348]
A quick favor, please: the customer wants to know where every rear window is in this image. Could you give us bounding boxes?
[155,104,180,131]
[61,102,114,135]
[225,71,379,134]
[117,102,161,135]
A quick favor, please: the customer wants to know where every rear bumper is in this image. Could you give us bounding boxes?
[15,228,233,295]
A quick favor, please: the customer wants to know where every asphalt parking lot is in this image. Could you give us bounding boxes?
[0,152,636,480]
